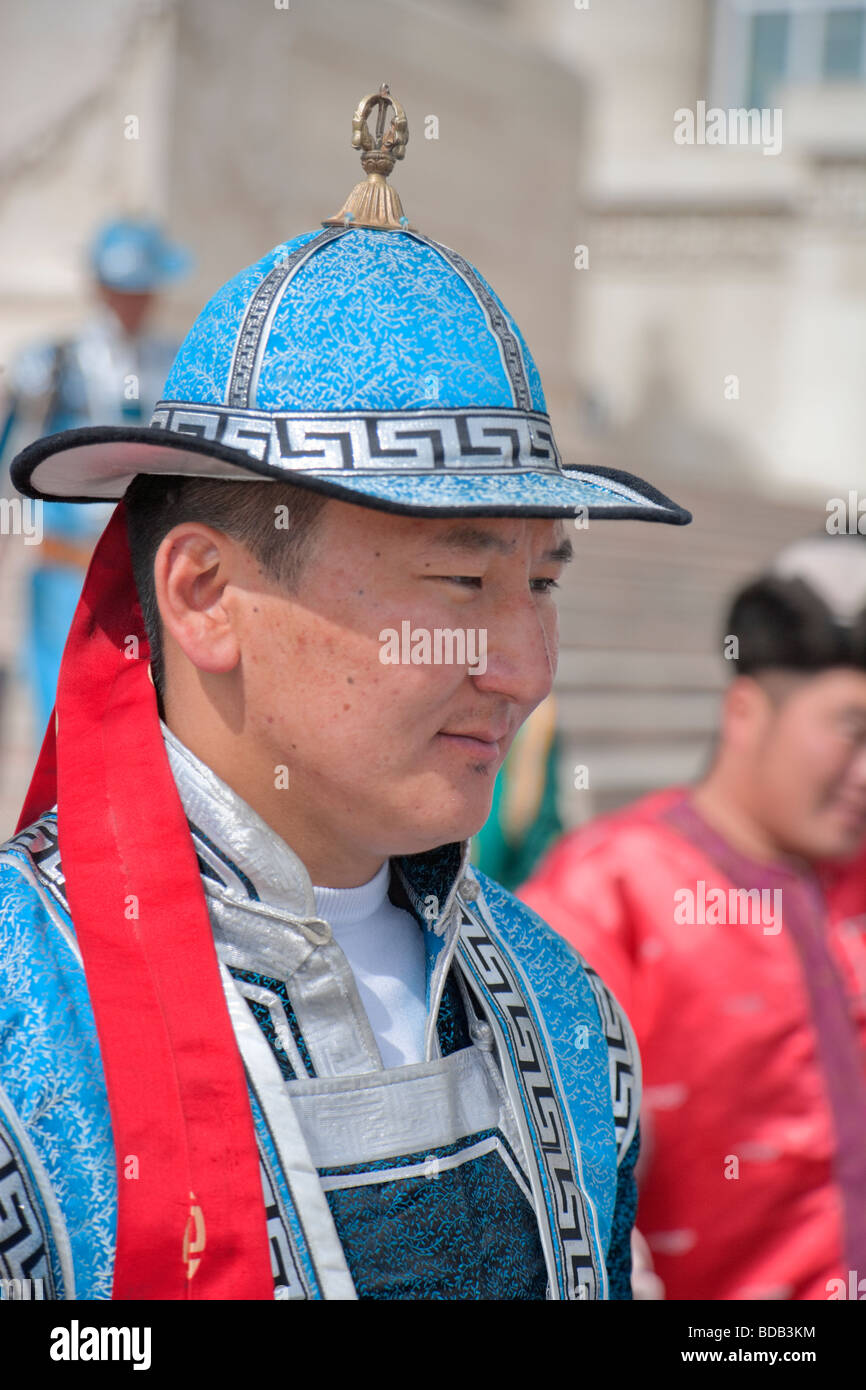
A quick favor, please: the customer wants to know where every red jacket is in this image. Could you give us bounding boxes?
[518,788,866,1300]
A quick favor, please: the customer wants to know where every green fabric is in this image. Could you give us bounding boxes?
[471,731,563,891]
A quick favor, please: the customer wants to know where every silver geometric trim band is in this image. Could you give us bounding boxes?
[582,965,640,1166]
[455,903,605,1301]
[226,227,350,411]
[0,1121,58,1296]
[150,402,562,475]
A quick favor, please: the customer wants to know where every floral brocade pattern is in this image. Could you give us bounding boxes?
[321,1130,547,1300]
[163,228,547,415]
[0,824,116,1299]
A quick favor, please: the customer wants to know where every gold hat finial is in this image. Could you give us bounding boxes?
[323,83,412,232]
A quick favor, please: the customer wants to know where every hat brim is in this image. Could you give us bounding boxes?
[11,424,691,523]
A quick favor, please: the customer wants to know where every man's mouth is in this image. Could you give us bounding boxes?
[437,728,508,761]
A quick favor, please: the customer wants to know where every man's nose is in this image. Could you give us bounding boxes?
[468,595,557,705]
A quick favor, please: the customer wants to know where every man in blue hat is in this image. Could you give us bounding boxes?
[0,88,689,1301]
[0,216,192,735]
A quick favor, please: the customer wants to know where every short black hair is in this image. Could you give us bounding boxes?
[725,574,866,677]
[124,473,330,708]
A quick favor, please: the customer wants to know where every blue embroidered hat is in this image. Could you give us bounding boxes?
[89,217,193,293]
[12,85,689,525]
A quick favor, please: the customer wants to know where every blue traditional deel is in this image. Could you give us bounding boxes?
[11,85,690,527]
[0,733,642,1301]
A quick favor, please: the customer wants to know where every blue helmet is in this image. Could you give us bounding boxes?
[12,86,688,525]
[88,218,192,293]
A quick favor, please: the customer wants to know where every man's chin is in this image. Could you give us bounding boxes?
[380,809,492,860]
[365,778,495,859]
[389,829,480,859]
[819,831,866,863]
[799,817,866,864]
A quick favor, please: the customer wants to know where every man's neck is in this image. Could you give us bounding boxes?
[690,772,788,866]
[161,710,386,889]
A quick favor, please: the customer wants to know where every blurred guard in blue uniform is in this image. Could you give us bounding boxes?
[0,218,191,734]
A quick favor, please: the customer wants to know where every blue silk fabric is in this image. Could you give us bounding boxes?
[0,800,639,1301]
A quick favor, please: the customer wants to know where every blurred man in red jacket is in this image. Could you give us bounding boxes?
[519,535,866,1300]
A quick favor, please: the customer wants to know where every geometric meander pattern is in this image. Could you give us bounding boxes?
[259,1153,311,1301]
[455,901,604,1301]
[149,404,561,475]
[4,814,68,916]
[0,1125,56,1296]
[227,227,350,411]
[582,965,639,1165]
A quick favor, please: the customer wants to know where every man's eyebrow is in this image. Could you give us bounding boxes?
[428,525,574,565]
[543,538,574,564]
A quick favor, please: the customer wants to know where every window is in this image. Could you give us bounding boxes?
[823,7,866,78]
[746,12,791,108]
[711,1,866,109]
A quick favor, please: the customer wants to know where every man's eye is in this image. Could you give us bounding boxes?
[430,576,560,593]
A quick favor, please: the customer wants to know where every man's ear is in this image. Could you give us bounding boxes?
[720,675,772,755]
[154,524,242,677]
